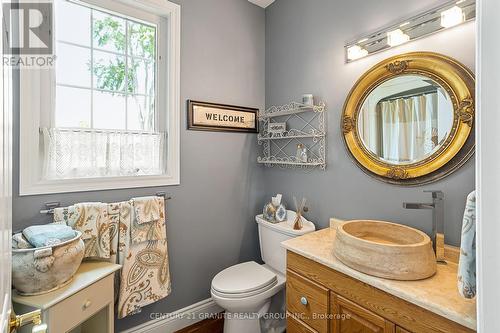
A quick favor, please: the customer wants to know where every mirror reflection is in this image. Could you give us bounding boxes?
[358,75,454,165]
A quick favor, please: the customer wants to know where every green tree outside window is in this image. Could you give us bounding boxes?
[91,15,156,131]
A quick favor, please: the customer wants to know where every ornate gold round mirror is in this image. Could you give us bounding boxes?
[342,52,475,185]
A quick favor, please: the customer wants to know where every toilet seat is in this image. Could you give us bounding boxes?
[211,261,277,299]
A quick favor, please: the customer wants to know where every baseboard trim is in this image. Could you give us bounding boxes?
[120,298,223,333]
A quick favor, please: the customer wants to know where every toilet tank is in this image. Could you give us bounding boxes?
[256,211,315,275]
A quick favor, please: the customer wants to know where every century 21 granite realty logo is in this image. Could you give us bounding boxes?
[3,1,55,68]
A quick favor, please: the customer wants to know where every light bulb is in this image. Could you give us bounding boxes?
[387,29,410,47]
[347,45,368,61]
[441,6,464,28]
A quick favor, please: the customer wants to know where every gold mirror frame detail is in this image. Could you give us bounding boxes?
[342,115,356,134]
[342,52,475,186]
[458,98,474,127]
[386,60,410,74]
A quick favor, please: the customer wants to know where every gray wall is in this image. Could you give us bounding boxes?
[11,0,476,330]
[12,0,265,331]
[264,0,475,246]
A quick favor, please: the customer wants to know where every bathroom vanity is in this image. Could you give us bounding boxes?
[12,262,121,333]
[282,226,476,333]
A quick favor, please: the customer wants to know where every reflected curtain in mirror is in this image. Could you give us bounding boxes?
[379,95,437,163]
[361,92,447,164]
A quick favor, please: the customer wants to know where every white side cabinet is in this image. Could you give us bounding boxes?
[12,262,121,333]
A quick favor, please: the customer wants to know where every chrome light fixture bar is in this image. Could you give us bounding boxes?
[345,0,475,62]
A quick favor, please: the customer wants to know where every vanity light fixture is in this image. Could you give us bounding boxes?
[387,29,410,47]
[441,6,465,28]
[344,0,475,63]
[347,45,368,61]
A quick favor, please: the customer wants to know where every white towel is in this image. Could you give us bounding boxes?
[12,233,33,249]
[458,190,476,299]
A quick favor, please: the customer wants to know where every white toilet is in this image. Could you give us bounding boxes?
[211,212,315,333]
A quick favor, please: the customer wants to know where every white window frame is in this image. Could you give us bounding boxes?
[19,0,180,195]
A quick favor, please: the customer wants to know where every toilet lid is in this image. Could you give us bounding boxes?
[211,261,277,295]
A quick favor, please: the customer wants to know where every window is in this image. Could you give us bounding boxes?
[54,1,156,131]
[19,0,180,195]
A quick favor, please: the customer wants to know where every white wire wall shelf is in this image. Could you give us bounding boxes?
[258,102,326,119]
[257,129,325,141]
[257,101,327,170]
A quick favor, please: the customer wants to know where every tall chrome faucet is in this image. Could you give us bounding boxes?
[403,190,446,264]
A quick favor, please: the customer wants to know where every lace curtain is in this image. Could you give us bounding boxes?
[41,128,166,180]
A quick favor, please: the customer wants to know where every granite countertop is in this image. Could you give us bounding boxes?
[281,225,476,330]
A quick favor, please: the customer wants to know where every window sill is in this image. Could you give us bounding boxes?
[19,173,180,196]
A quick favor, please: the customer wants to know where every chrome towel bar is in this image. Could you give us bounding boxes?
[39,192,172,214]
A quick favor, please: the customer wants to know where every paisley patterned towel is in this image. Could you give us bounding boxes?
[54,202,112,259]
[458,190,476,299]
[131,196,161,224]
[54,198,170,318]
[130,197,166,244]
[107,203,126,265]
[107,199,171,319]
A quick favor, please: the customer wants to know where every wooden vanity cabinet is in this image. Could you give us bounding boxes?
[286,269,329,332]
[288,315,317,333]
[331,293,395,333]
[286,251,475,333]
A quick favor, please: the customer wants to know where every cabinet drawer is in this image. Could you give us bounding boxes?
[49,274,114,332]
[331,293,395,333]
[287,269,329,333]
[287,312,317,333]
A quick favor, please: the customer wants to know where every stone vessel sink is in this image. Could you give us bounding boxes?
[333,220,437,281]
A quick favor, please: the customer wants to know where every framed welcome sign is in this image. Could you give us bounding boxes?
[187,100,259,133]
